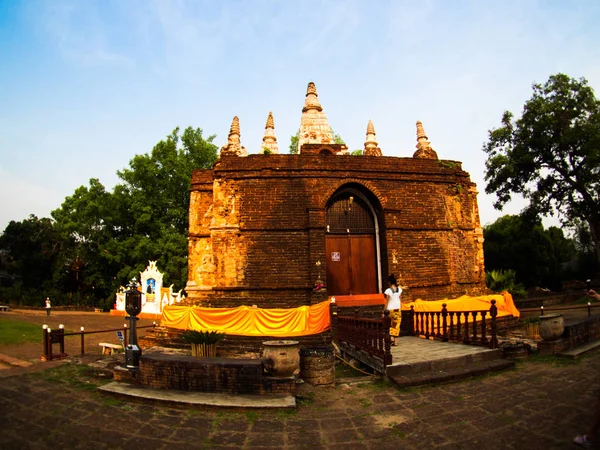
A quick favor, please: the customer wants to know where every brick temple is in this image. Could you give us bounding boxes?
[184,82,487,309]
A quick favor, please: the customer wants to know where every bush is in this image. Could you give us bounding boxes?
[485,269,527,298]
[180,330,225,345]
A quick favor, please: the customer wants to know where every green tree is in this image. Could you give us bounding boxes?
[289,129,300,154]
[483,214,575,290]
[483,73,600,262]
[51,126,218,304]
[0,215,62,305]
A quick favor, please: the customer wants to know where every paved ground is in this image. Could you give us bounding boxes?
[2,307,600,449]
[0,348,599,449]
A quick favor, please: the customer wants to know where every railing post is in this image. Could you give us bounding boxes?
[409,305,415,336]
[449,312,455,340]
[383,310,392,365]
[47,328,53,361]
[354,308,360,347]
[480,313,488,345]
[42,325,48,358]
[80,326,85,356]
[588,302,592,317]
[435,311,442,339]
[462,312,470,344]
[490,299,498,349]
[58,325,65,354]
[441,304,448,341]
[471,312,478,343]
[329,301,338,343]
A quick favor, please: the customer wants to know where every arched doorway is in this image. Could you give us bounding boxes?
[325,187,382,295]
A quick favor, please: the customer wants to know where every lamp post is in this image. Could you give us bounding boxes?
[124,277,142,369]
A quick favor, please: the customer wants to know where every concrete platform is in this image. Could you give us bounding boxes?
[385,336,509,386]
[98,381,296,409]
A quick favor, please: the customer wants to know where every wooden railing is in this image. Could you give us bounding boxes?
[521,302,600,317]
[42,322,157,361]
[406,299,498,348]
[331,306,393,366]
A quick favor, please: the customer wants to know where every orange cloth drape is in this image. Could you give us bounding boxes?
[402,292,520,318]
[161,300,331,337]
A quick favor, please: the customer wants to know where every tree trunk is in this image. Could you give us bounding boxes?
[587,218,600,264]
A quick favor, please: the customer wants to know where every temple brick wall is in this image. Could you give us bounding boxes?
[185,154,487,308]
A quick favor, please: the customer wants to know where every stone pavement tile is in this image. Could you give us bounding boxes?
[178,415,215,430]
[284,418,319,431]
[169,426,206,442]
[320,416,355,430]
[148,413,187,428]
[215,416,250,432]
[288,439,329,450]
[321,428,362,445]
[138,423,175,440]
[249,418,285,432]
[125,435,167,449]
[287,430,322,445]
[325,441,369,449]
[245,431,285,448]
[209,430,247,446]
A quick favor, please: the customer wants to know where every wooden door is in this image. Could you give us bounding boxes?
[325,234,377,295]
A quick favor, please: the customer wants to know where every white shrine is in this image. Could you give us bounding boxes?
[114,261,184,316]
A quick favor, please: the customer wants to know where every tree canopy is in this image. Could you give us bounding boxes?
[483,214,575,290]
[1,126,218,307]
[483,73,600,262]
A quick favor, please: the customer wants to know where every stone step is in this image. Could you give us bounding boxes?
[386,347,502,377]
[558,340,600,359]
[388,359,515,389]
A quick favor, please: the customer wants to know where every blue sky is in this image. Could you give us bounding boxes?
[1,0,599,231]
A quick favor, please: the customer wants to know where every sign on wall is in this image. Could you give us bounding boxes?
[331,252,340,261]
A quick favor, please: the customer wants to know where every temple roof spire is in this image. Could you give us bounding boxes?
[364,120,382,156]
[220,116,247,157]
[298,81,335,153]
[261,111,279,154]
[413,120,438,159]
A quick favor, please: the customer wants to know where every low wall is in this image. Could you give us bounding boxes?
[135,352,297,395]
[537,316,600,355]
[138,353,265,394]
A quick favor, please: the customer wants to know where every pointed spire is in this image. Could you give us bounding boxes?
[298,81,334,152]
[413,120,438,159]
[364,120,382,156]
[261,111,279,154]
[303,82,323,112]
[220,116,247,157]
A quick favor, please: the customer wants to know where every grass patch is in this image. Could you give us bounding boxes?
[359,398,372,408]
[361,378,390,391]
[245,411,259,423]
[0,318,43,344]
[296,391,316,407]
[42,363,103,391]
[527,354,580,367]
[335,359,372,378]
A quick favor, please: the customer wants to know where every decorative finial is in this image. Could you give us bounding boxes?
[413,120,438,159]
[230,116,240,137]
[303,81,323,112]
[220,116,247,156]
[364,119,382,156]
[261,111,278,154]
[265,111,274,129]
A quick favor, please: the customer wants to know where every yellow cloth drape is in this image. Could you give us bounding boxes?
[161,300,331,337]
[402,292,520,318]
